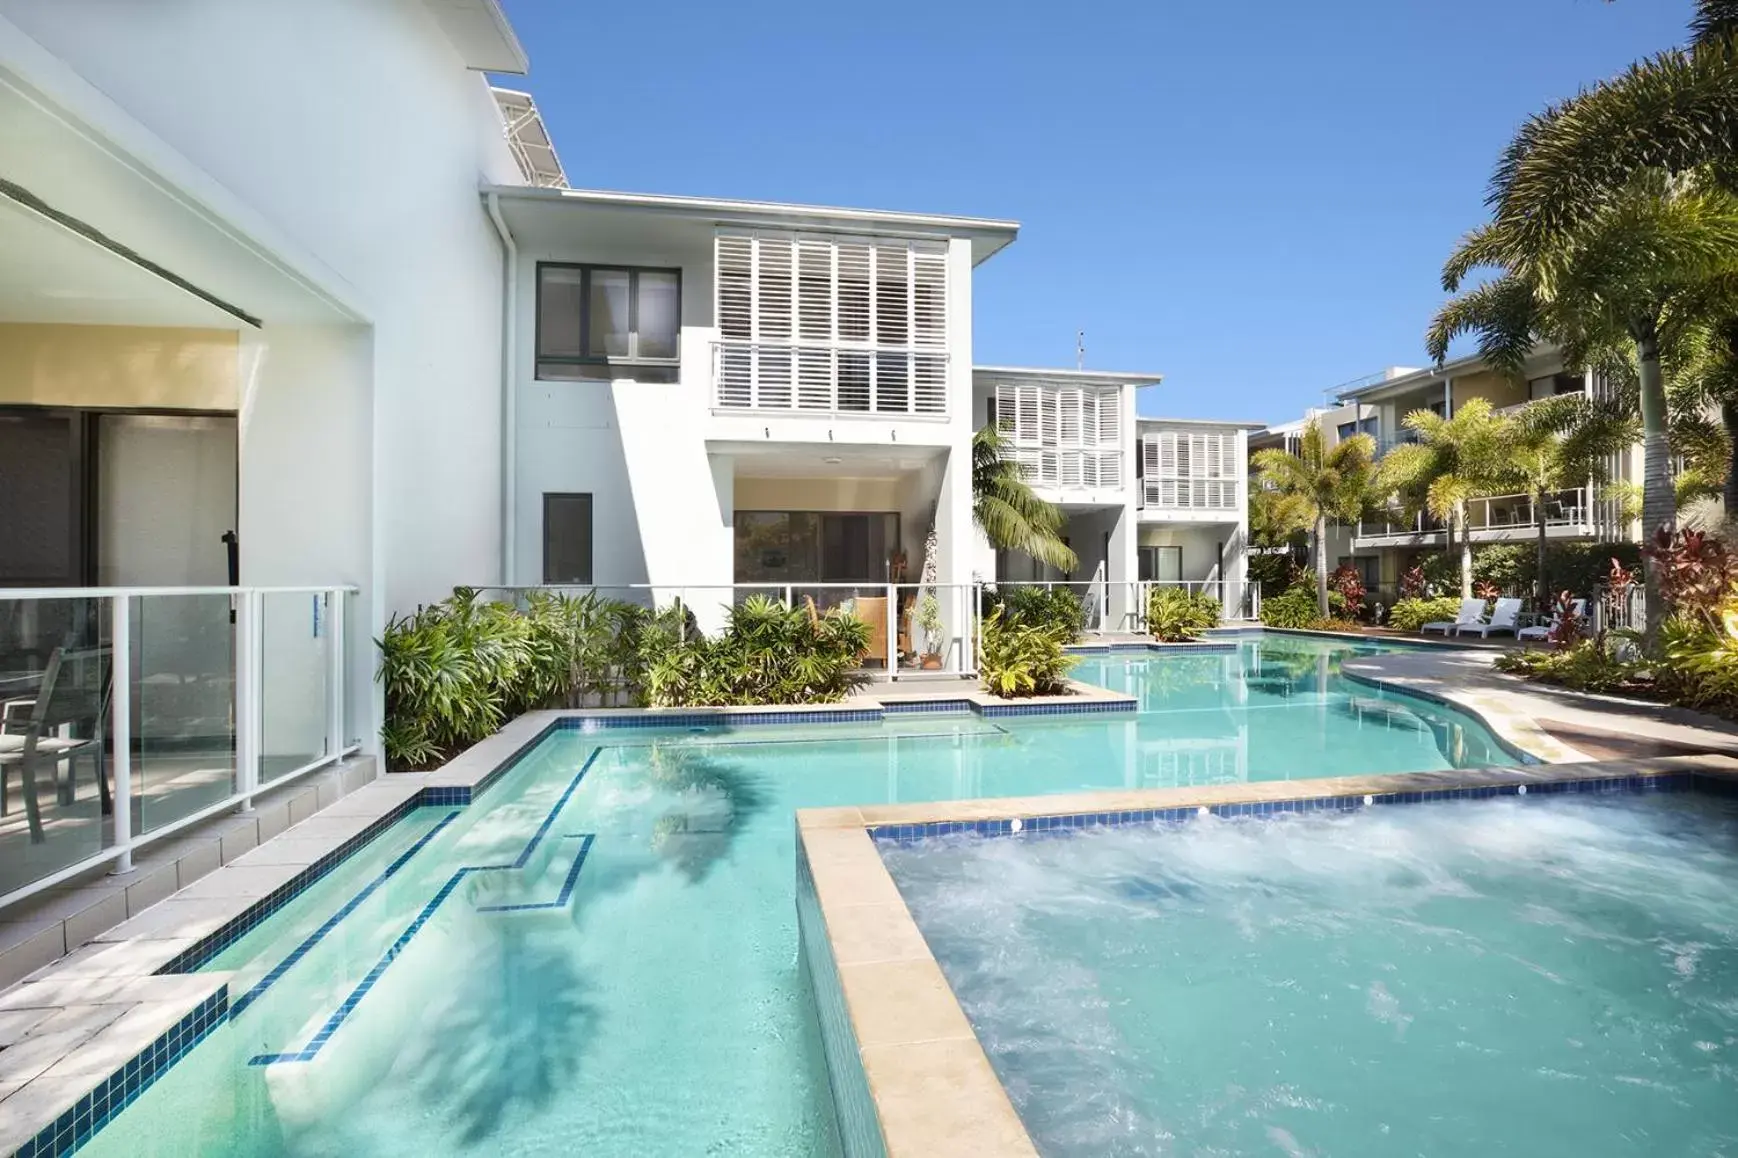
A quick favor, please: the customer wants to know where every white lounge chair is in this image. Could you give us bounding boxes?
[1517,598,1587,643]
[1456,597,1524,638]
[1421,598,1486,635]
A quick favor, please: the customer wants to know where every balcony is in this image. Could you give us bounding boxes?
[1013,447,1123,492]
[1139,477,1241,514]
[1353,488,1595,547]
[711,341,948,417]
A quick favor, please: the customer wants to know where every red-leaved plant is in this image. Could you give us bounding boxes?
[1546,590,1585,649]
[1474,580,1502,600]
[1328,565,1366,619]
[1399,566,1427,600]
[1642,528,1738,624]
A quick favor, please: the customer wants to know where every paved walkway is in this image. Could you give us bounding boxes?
[1342,647,1738,763]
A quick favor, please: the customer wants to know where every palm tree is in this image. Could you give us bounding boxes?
[1433,1,1738,640]
[1429,172,1738,639]
[971,424,1077,572]
[1249,420,1377,616]
[1378,399,1511,600]
[1500,393,1638,605]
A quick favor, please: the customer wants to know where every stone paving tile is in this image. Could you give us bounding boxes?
[0,1074,96,1154]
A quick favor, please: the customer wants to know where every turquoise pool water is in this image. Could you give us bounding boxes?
[76,635,1520,1156]
[883,793,1738,1156]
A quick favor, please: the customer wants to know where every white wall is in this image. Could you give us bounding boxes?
[238,324,375,755]
[1,0,519,623]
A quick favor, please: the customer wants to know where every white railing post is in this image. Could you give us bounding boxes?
[235,590,260,811]
[886,584,898,677]
[327,589,345,760]
[110,595,133,874]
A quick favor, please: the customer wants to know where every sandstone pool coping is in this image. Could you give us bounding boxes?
[796,753,1738,1157]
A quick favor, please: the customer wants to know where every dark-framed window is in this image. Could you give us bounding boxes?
[537,263,681,382]
[542,493,594,584]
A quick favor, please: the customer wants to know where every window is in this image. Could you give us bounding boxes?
[537,264,680,382]
[542,493,593,583]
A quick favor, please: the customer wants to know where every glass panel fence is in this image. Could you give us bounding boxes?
[259,590,332,785]
[0,595,114,897]
[132,593,237,836]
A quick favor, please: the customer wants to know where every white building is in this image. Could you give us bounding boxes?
[973,368,1259,621]
[0,0,1257,903]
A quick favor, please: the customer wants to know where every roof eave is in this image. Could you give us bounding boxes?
[423,0,528,74]
[974,365,1164,386]
[481,184,1021,264]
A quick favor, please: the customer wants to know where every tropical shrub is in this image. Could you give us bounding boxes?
[1643,528,1738,620]
[982,585,1087,641]
[1545,590,1587,648]
[378,589,638,771]
[1247,551,1305,596]
[1147,587,1221,642]
[979,606,1077,697]
[1494,632,1639,694]
[1420,541,1643,601]
[1655,611,1738,717]
[636,596,871,708]
[1265,591,1327,625]
[1399,566,1427,599]
[1387,597,1466,634]
[1328,565,1366,619]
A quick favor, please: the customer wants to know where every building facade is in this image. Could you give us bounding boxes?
[1253,347,1644,604]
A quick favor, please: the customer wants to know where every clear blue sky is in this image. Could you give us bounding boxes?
[495,0,1693,423]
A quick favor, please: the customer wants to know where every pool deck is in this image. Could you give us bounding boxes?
[11,634,1738,1154]
[797,753,1738,1157]
[1339,646,1738,763]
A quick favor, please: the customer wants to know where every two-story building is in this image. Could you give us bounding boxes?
[486,191,1260,659]
[1255,347,1640,601]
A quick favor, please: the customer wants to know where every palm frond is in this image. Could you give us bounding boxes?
[1426,274,1542,368]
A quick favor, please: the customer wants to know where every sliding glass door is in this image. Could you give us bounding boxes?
[734,511,900,592]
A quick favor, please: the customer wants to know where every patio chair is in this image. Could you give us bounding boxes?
[0,646,112,845]
[1517,599,1587,643]
[1455,597,1524,638]
[1420,598,1487,635]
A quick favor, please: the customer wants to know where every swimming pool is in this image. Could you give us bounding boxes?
[74,635,1523,1155]
[882,790,1738,1156]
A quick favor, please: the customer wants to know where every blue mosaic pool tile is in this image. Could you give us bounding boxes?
[867,773,1702,845]
[977,699,1135,718]
[880,699,974,715]
[558,708,885,731]
[15,985,228,1158]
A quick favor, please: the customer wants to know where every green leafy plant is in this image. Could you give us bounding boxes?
[983,585,1087,641]
[637,595,872,708]
[978,606,1078,698]
[1494,632,1640,694]
[1387,597,1467,634]
[1147,587,1221,642]
[1259,586,1343,630]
